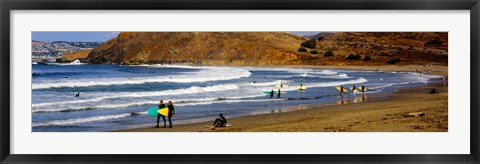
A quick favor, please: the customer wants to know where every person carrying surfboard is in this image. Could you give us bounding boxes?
[340,85,344,95]
[270,89,274,98]
[277,89,281,98]
[360,84,366,93]
[166,101,176,128]
[212,113,227,128]
[156,100,167,128]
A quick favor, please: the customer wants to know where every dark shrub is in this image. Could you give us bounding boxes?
[298,47,307,52]
[425,39,443,46]
[387,58,401,64]
[324,51,334,57]
[310,50,318,54]
[301,39,316,49]
[363,56,371,61]
[346,54,361,60]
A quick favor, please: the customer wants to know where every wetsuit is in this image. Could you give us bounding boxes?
[340,86,344,95]
[157,104,166,127]
[167,104,175,128]
[361,86,365,93]
[277,89,281,98]
[270,90,274,98]
[214,116,227,127]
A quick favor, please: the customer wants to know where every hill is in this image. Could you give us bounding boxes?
[57,50,92,63]
[86,32,306,65]
[32,41,102,62]
[85,32,448,66]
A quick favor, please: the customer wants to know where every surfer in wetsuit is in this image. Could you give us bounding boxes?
[280,83,283,88]
[340,85,344,96]
[75,92,80,97]
[270,89,274,98]
[212,113,227,127]
[156,100,166,128]
[360,84,365,93]
[166,101,176,128]
[352,84,356,91]
[277,89,281,98]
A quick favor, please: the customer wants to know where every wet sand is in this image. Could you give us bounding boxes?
[115,81,448,132]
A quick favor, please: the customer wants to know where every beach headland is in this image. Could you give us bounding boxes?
[114,65,448,132]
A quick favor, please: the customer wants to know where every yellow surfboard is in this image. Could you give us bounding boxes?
[336,86,348,93]
[297,86,307,90]
[157,108,169,116]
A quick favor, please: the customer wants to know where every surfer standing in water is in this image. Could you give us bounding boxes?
[270,89,274,98]
[166,101,176,128]
[75,92,80,97]
[360,84,366,93]
[156,100,167,128]
[277,89,281,98]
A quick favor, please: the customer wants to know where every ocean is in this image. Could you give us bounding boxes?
[32,63,443,132]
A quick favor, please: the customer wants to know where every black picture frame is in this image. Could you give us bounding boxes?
[1,0,479,163]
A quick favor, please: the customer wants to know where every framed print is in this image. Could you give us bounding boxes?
[1,0,479,163]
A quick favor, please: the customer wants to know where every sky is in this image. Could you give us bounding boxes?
[32,32,320,42]
[32,32,120,42]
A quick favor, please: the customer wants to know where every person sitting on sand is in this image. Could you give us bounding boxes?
[166,101,176,128]
[270,89,274,98]
[212,113,227,127]
[75,92,80,97]
[156,100,167,128]
[277,89,281,98]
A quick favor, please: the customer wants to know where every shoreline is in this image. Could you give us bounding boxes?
[114,80,448,132]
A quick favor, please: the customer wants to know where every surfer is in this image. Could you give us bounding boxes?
[269,89,274,98]
[280,83,283,88]
[156,100,167,128]
[277,89,281,98]
[75,92,80,97]
[340,85,344,95]
[166,101,176,128]
[360,84,366,93]
[352,84,356,91]
[212,113,227,128]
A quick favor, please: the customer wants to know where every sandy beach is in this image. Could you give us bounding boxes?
[115,65,448,132]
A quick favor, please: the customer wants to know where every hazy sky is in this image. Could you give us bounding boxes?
[32,32,319,42]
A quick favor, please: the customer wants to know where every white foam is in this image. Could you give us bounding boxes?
[315,69,338,75]
[307,78,368,88]
[32,84,241,108]
[32,66,251,90]
[53,59,86,66]
[32,113,131,127]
